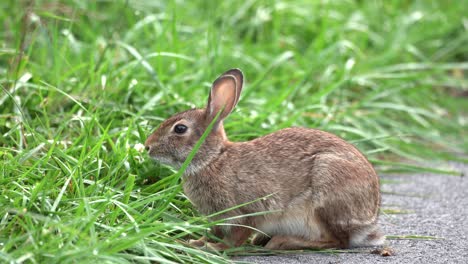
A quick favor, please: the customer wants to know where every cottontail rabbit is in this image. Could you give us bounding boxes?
[145,69,384,250]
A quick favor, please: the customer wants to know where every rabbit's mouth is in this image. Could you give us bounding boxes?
[150,154,182,169]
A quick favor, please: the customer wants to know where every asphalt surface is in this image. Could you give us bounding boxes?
[237,161,468,263]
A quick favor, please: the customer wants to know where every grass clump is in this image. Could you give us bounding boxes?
[1,0,466,263]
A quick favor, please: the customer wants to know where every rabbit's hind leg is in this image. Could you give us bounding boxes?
[264,235,341,250]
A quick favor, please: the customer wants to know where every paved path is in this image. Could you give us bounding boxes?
[238,161,468,263]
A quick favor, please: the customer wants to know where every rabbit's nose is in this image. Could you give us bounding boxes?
[144,134,157,152]
[144,141,152,153]
[144,141,153,152]
[144,144,154,154]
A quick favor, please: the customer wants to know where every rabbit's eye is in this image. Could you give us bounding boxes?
[174,124,188,134]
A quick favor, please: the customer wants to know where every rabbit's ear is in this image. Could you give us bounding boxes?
[206,70,243,126]
[221,68,244,106]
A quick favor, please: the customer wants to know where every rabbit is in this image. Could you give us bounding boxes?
[144,68,384,250]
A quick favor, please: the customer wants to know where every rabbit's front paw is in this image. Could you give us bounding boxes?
[188,236,207,247]
[206,242,229,251]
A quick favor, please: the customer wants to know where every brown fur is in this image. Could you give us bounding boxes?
[145,69,384,250]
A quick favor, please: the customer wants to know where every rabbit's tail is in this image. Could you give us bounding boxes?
[349,224,385,247]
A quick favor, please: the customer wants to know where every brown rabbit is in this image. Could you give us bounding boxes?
[145,69,384,250]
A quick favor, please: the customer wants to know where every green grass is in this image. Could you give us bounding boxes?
[386,235,441,240]
[1,0,467,263]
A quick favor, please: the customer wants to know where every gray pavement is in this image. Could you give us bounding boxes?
[237,161,468,263]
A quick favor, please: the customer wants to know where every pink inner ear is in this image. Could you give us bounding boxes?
[209,76,237,120]
[222,69,243,106]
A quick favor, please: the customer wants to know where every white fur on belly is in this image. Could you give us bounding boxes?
[257,207,323,240]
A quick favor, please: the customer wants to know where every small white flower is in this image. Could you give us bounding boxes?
[29,13,41,23]
[129,79,138,89]
[345,58,355,71]
[134,143,145,153]
[101,75,107,90]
